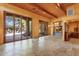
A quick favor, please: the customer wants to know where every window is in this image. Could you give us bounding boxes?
[67,8,74,16]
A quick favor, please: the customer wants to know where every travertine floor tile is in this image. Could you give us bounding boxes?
[0,36,79,56]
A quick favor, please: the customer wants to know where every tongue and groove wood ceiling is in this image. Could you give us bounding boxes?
[10,3,75,19]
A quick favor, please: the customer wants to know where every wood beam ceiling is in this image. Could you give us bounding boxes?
[32,3,58,18]
[55,3,66,15]
[9,3,76,19]
[10,3,53,19]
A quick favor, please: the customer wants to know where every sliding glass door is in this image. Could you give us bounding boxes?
[15,17,22,41]
[21,18,27,39]
[4,13,32,43]
[5,15,14,42]
[21,18,32,39]
[28,19,32,38]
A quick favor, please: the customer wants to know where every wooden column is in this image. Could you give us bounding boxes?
[62,21,66,41]
[0,11,4,44]
[32,17,39,38]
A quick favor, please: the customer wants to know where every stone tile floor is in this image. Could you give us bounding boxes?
[0,36,79,56]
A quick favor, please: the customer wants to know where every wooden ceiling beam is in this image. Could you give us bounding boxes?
[32,4,58,18]
[55,3,76,15]
[55,3,66,15]
[10,3,52,19]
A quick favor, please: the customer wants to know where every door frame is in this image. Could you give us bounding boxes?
[39,20,48,37]
[4,11,32,43]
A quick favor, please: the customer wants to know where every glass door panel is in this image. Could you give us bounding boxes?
[28,20,32,37]
[39,21,48,36]
[15,17,22,41]
[39,21,44,36]
[44,22,48,35]
[5,15,14,43]
[21,19,27,40]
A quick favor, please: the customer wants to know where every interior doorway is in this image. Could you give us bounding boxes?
[39,21,48,37]
[53,21,62,39]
